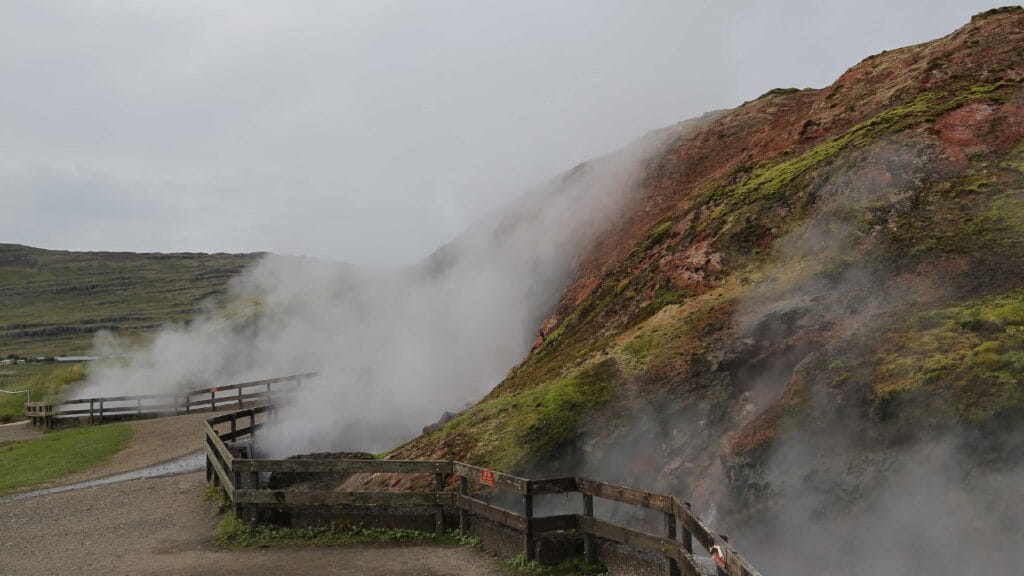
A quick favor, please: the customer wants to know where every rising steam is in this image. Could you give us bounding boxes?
[78,132,670,457]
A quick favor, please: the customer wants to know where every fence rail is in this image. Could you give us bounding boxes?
[205,406,762,576]
[24,372,316,428]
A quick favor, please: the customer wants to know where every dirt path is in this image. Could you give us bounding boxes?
[0,471,504,576]
[58,412,226,485]
[0,420,41,442]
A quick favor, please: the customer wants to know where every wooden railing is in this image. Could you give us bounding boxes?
[25,373,316,427]
[205,406,762,576]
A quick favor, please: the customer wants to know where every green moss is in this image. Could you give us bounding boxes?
[868,156,1024,261]
[1002,142,1024,174]
[630,217,677,258]
[700,83,1017,234]
[637,288,690,320]
[758,87,801,99]
[971,6,1023,22]
[438,360,618,472]
[873,290,1024,424]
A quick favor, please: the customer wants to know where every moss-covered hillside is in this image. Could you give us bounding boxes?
[382,9,1024,572]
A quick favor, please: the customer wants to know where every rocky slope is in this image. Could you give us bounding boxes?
[382,8,1024,574]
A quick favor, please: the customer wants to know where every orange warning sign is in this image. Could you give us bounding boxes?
[480,469,495,486]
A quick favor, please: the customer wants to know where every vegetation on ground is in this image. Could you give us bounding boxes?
[215,511,606,575]
[0,243,260,357]
[0,363,86,423]
[503,554,606,576]
[214,512,480,548]
[874,290,1024,424]
[427,360,617,472]
[0,423,133,495]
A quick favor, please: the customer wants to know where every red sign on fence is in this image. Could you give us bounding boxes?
[480,469,495,486]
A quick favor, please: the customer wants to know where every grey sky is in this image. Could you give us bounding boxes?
[1,0,1004,265]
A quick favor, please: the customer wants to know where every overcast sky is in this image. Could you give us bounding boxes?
[1,0,1004,265]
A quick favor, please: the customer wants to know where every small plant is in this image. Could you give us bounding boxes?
[214,513,474,549]
[202,485,231,512]
[503,554,606,576]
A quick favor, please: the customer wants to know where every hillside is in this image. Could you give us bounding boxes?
[380,7,1024,574]
[0,244,261,357]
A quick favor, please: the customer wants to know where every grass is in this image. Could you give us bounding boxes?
[0,362,86,423]
[504,554,605,576]
[215,511,480,548]
[433,360,618,472]
[0,243,261,357]
[0,423,133,495]
[873,290,1024,424]
[215,512,606,575]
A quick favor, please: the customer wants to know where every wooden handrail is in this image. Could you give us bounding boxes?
[25,373,314,426]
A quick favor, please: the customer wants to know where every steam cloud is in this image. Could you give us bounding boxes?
[78,132,670,457]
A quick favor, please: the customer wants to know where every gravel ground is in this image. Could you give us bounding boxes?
[0,471,503,576]
[0,420,42,442]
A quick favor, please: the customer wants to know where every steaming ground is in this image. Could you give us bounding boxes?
[76,131,671,458]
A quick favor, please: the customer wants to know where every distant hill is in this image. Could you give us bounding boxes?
[0,244,262,357]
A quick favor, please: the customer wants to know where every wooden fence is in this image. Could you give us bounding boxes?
[205,406,762,576]
[25,373,316,428]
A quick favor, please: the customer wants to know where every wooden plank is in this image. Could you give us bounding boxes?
[206,424,236,469]
[232,458,452,474]
[527,477,577,495]
[578,478,674,513]
[672,498,760,576]
[184,372,317,397]
[530,514,577,533]
[578,516,680,557]
[454,494,528,532]
[452,462,528,494]
[233,490,452,507]
[205,442,235,496]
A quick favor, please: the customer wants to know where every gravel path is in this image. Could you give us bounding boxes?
[0,420,42,442]
[0,471,503,576]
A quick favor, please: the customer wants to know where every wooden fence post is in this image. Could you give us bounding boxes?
[582,493,595,563]
[89,399,95,424]
[458,475,468,536]
[716,535,729,576]
[681,502,693,554]
[664,511,680,576]
[137,398,142,416]
[434,471,445,535]
[230,414,237,440]
[210,389,216,413]
[523,494,535,562]
[98,399,104,421]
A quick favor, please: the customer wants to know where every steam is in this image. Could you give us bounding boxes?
[78,132,670,457]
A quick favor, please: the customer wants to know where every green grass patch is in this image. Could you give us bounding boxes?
[0,363,86,423]
[873,290,1024,424]
[437,360,618,472]
[0,423,133,495]
[215,511,479,548]
[504,554,606,576]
